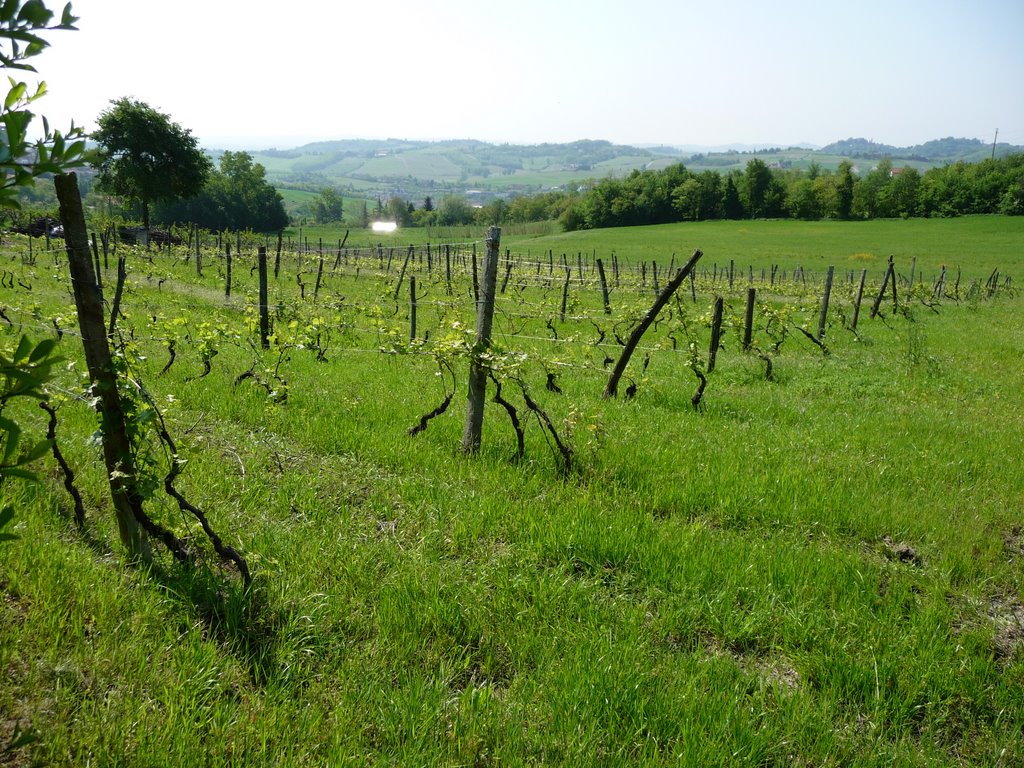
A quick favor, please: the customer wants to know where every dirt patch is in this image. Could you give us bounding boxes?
[989,596,1024,661]
[881,535,923,567]
[684,631,801,693]
[1004,526,1023,563]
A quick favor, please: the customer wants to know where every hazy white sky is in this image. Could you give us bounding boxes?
[28,0,1024,150]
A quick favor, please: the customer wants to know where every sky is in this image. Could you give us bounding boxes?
[26,0,1024,151]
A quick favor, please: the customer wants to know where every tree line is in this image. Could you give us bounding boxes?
[336,154,1024,232]
[540,155,1024,230]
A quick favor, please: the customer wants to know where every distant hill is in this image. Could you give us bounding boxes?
[820,136,1017,163]
[245,135,1022,217]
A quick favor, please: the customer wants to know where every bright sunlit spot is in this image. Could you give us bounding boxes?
[371,221,398,233]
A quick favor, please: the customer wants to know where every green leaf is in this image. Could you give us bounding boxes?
[4,81,26,109]
[60,2,78,28]
[17,0,52,26]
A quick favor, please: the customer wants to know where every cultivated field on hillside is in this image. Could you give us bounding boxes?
[1,217,1021,766]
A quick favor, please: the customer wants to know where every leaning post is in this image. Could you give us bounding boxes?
[462,227,500,455]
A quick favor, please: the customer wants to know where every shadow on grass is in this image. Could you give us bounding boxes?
[145,559,285,688]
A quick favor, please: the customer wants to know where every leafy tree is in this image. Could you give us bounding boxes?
[435,195,474,226]
[93,97,211,231]
[1,1,90,538]
[475,198,508,226]
[835,161,855,219]
[722,174,744,219]
[154,151,286,232]
[315,187,343,224]
[386,195,412,226]
[1,0,91,209]
[853,158,893,218]
[742,159,773,218]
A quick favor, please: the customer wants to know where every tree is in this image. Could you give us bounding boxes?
[386,195,412,226]
[835,161,855,219]
[1,1,91,209]
[722,174,744,219]
[742,159,773,218]
[315,187,343,224]
[1,1,88,537]
[93,97,211,232]
[154,151,287,232]
[435,195,474,226]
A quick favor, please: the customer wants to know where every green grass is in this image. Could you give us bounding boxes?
[1,218,1022,765]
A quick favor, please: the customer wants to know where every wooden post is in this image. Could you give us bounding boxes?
[851,268,867,330]
[596,258,611,314]
[743,287,756,351]
[314,251,325,302]
[274,230,282,279]
[445,244,452,294]
[91,232,102,291]
[195,224,202,275]
[410,275,417,341]
[708,296,724,373]
[258,246,269,349]
[462,227,500,454]
[870,257,895,319]
[500,256,513,294]
[394,245,413,300]
[471,246,479,303]
[817,265,834,341]
[100,228,109,270]
[55,173,150,561]
[559,267,571,322]
[603,249,703,398]
[108,254,126,336]
[225,240,233,298]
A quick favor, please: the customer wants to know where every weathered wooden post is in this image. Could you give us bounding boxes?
[817,265,835,341]
[194,224,202,275]
[596,258,611,314]
[559,267,571,322]
[851,268,867,330]
[55,173,150,562]
[604,249,703,398]
[471,244,479,303]
[274,230,282,279]
[225,240,232,298]
[870,257,895,319]
[445,244,452,294]
[258,246,270,349]
[91,232,102,289]
[410,275,417,342]
[708,296,724,374]
[462,227,500,454]
[743,287,756,351]
[314,244,325,302]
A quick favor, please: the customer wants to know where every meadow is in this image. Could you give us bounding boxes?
[1,216,1022,766]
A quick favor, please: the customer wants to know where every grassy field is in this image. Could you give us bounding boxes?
[1,217,1022,766]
